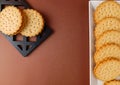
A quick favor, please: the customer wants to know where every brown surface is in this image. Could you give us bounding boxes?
[0,0,89,85]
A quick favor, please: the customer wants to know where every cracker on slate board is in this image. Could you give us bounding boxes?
[0,6,22,35]
[20,9,44,37]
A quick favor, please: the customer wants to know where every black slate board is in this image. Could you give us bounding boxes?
[0,0,53,57]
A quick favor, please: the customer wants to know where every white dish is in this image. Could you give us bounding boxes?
[89,1,120,85]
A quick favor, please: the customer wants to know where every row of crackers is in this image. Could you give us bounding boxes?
[93,1,120,85]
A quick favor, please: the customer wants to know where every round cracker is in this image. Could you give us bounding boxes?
[94,44,120,64]
[20,9,44,37]
[94,18,120,39]
[104,80,120,85]
[0,6,22,35]
[94,58,120,81]
[95,30,120,50]
[94,1,120,24]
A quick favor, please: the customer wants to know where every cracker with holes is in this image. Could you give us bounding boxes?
[95,30,120,50]
[0,6,22,35]
[94,58,120,81]
[94,44,120,64]
[94,18,120,40]
[104,80,120,85]
[94,1,120,24]
[20,9,44,37]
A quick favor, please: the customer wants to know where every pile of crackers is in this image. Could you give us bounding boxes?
[93,1,120,85]
[0,6,44,37]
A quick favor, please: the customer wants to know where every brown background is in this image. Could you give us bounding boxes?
[0,0,89,85]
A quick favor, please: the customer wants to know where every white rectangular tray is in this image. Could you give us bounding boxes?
[89,1,120,85]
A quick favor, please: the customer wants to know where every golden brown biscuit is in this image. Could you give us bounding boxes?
[94,1,120,24]
[94,18,120,39]
[104,80,120,85]
[95,30,120,50]
[94,58,120,81]
[0,6,23,35]
[20,9,44,37]
[94,44,120,64]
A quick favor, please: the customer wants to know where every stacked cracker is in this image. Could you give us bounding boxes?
[0,6,44,37]
[93,1,120,85]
